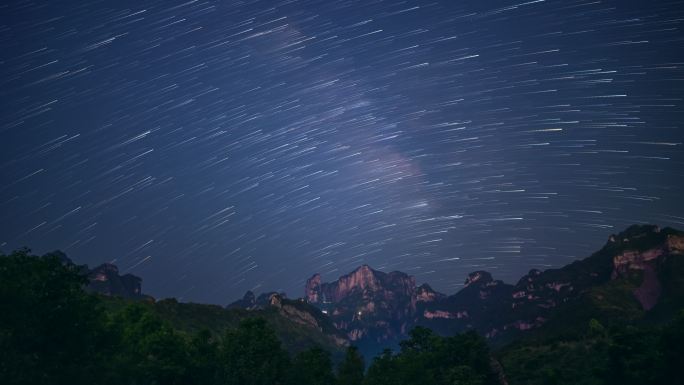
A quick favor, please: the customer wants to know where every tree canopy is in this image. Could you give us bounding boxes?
[2,249,683,385]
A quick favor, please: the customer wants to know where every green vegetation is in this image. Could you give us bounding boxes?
[498,316,684,385]
[100,296,346,358]
[2,247,683,385]
[0,249,496,385]
[363,327,498,385]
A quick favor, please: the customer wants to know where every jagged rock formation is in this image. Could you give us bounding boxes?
[419,224,684,339]
[228,290,257,309]
[268,293,349,348]
[231,225,684,350]
[87,263,145,299]
[227,290,287,310]
[304,264,427,344]
[44,250,147,299]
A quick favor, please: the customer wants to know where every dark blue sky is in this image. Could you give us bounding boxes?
[2,0,683,304]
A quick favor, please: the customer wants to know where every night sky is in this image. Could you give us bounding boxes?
[2,0,683,304]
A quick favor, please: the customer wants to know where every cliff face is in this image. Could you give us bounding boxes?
[303,225,684,346]
[227,290,287,310]
[305,265,421,343]
[229,225,684,350]
[44,251,147,300]
[610,229,684,310]
[420,225,684,338]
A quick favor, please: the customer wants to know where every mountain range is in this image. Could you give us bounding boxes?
[76,224,684,356]
[230,224,684,353]
[43,250,149,300]
[7,223,684,384]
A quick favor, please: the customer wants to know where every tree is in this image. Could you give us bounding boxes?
[605,325,663,385]
[219,318,290,385]
[445,365,485,385]
[106,303,190,385]
[364,328,496,385]
[338,346,365,385]
[290,347,335,385]
[661,311,684,385]
[186,329,221,385]
[0,249,108,385]
[399,326,438,353]
[363,349,399,385]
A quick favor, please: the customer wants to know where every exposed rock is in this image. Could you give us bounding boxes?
[42,251,148,299]
[304,265,421,345]
[270,294,318,329]
[633,265,661,311]
[86,263,144,299]
[305,273,323,303]
[424,310,456,319]
[465,271,493,287]
[231,225,684,350]
[609,230,684,310]
[415,283,444,302]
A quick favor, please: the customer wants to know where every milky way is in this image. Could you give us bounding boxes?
[2,0,683,303]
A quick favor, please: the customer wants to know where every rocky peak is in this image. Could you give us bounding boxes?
[86,263,143,299]
[229,291,288,309]
[243,290,256,302]
[416,283,444,302]
[464,271,493,288]
[301,265,427,346]
[269,293,283,308]
[341,264,379,290]
[668,233,684,251]
[92,263,120,275]
[617,224,660,239]
[317,264,384,303]
[604,224,668,254]
[608,228,684,310]
[231,225,683,351]
[43,250,146,299]
[305,273,323,303]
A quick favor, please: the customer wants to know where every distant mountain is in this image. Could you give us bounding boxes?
[227,290,287,309]
[43,250,148,299]
[101,295,350,359]
[227,291,349,348]
[231,224,684,351]
[419,224,684,341]
[86,263,146,299]
[35,250,349,357]
[304,265,423,345]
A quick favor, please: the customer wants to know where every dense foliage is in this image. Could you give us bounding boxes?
[0,250,495,385]
[499,315,684,385]
[364,327,498,385]
[2,249,682,385]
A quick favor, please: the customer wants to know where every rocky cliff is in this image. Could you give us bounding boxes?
[44,250,147,299]
[419,224,684,339]
[86,263,145,299]
[305,265,425,344]
[232,225,684,350]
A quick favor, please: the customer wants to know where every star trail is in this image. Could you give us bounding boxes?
[1,0,683,304]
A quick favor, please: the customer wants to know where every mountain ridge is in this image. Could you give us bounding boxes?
[231,224,684,351]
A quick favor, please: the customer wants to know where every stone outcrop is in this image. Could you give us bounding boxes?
[87,263,144,299]
[304,265,423,343]
[44,250,147,299]
[609,227,684,310]
[233,225,684,350]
